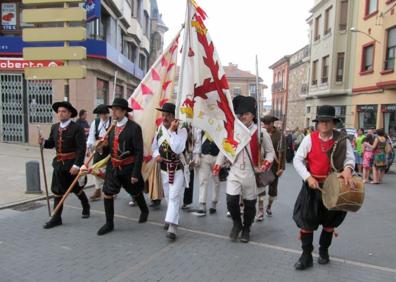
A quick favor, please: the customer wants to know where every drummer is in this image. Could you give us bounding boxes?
[292,105,355,270]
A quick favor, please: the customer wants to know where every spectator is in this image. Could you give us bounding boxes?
[362,134,374,183]
[76,109,90,137]
[371,129,387,184]
[355,128,365,174]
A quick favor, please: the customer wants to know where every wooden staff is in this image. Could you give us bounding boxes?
[52,120,116,217]
[37,126,51,217]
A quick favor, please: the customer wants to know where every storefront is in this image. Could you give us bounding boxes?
[357,104,378,130]
[382,104,396,140]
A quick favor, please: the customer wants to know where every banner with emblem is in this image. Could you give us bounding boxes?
[176,0,251,163]
[127,32,180,180]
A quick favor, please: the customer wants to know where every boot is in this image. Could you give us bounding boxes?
[97,198,114,236]
[134,193,149,223]
[43,197,63,229]
[294,231,314,270]
[240,199,256,243]
[227,194,243,242]
[318,229,333,265]
[89,188,102,201]
[77,191,90,218]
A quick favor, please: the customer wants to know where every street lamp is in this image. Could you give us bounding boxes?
[350,27,381,44]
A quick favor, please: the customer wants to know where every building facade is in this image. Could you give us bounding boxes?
[0,0,166,144]
[351,0,396,140]
[269,56,289,121]
[287,45,310,129]
[305,0,358,128]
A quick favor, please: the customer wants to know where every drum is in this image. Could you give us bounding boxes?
[322,173,365,212]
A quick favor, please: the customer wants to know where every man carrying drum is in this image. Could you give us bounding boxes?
[292,105,356,270]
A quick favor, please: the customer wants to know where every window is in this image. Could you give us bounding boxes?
[384,27,396,71]
[306,106,311,114]
[324,6,332,35]
[365,0,378,18]
[339,0,348,30]
[361,43,374,73]
[281,70,285,87]
[233,87,241,96]
[131,0,137,17]
[249,84,257,95]
[336,52,345,82]
[97,79,109,105]
[312,60,318,85]
[322,56,329,83]
[314,15,321,41]
[143,11,150,35]
[115,84,124,98]
[139,53,146,71]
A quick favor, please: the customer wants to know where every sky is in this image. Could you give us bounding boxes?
[157,0,313,103]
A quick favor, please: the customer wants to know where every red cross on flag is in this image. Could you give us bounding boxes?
[176,0,251,162]
[128,32,180,180]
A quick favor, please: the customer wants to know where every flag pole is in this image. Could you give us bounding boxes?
[112,71,118,102]
[255,55,262,163]
[176,0,190,120]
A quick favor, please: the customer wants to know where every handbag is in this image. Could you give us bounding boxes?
[245,148,275,188]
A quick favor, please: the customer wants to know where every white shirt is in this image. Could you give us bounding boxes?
[293,133,355,181]
[60,119,71,129]
[116,117,128,128]
[152,125,188,159]
[86,118,111,147]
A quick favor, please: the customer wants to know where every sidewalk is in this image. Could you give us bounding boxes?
[0,142,93,209]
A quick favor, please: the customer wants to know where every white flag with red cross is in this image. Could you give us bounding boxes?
[128,32,180,180]
[176,0,251,163]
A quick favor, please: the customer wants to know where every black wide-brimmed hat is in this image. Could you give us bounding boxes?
[107,98,133,112]
[234,96,257,116]
[93,104,110,114]
[52,101,78,118]
[156,103,176,115]
[261,115,279,123]
[313,105,340,123]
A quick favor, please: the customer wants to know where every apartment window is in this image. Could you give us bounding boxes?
[314,15,321,41]
[306,106,311,114]
[322,56,329,83]
[137,0,143,25]
[361,43,374,73]
[339,0,348,30]
[143,10,150,35]
[115,84,124,98]
[324,6,332,35]
[336,52,345,82]
[312,60,318,85]
[97,79,109,105]
[249,84,257,95]
[233,87,241,96]
[131,0,137,17]
[139,53,146,72]
[281,70,285,87]
[365,0,378,18]
[384,26,396,71]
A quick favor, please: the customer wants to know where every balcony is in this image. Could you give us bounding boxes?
[272,81,285,93]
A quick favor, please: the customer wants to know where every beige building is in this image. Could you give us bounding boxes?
[287,45,310,129]
[351,0,396,139]
[0,0,166,144]
[305,0,359,128]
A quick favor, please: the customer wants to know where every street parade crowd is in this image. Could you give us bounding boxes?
[38,96,375,271]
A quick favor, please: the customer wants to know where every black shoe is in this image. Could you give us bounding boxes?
[138,212,149,223]
[240,229,250,243]
[82,204,90,218]
[209,208,217,214]
[318,248,330,265]
[166,232,176,240]
[294,253,313,270]
[192,209,206,217]
[97,223,114,236]
[149,200,161,208]
[181,204,191,210]
[43,217,62,229]
[229,222,242,242]
[163,223,169,230]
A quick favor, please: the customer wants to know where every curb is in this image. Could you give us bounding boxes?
[0,184,95,210]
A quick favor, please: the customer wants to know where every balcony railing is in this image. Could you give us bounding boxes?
[272,81,285,93]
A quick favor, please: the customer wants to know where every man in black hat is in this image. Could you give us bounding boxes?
[38,101,90,229]
[86,104,112,201]
[151,102,188,240]
[293,105,355,270]
[96,98,149,236]
[256,115,286,221]
[214,96,275,243]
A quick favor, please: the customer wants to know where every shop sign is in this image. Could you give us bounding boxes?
[1,3,17,31]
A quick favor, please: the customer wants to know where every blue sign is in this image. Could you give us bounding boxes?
[84,0,101,22]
